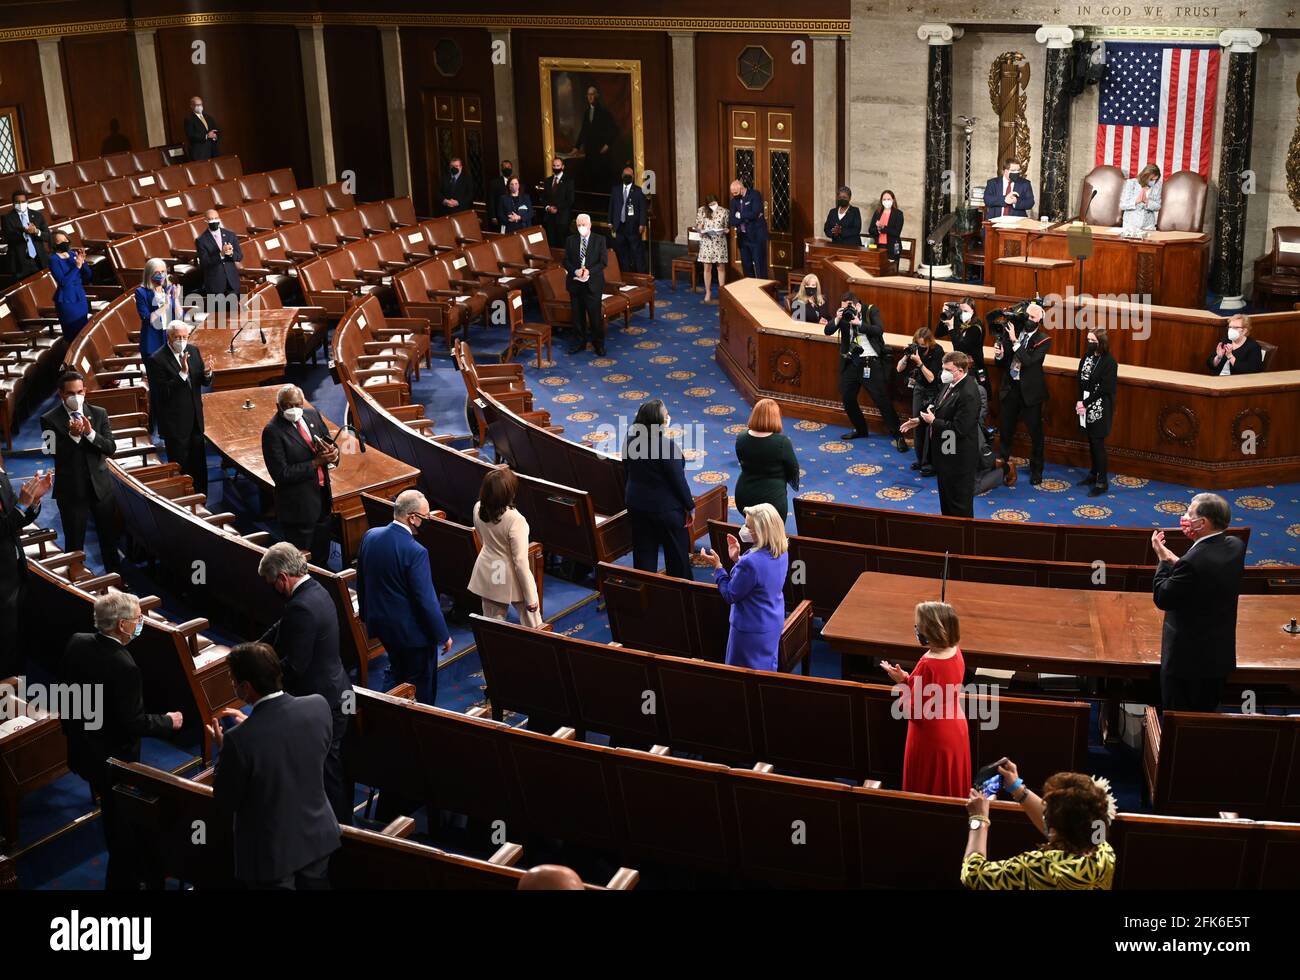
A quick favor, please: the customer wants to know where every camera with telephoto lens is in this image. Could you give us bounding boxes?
[987,299,1031,349]
[940,300,961,324]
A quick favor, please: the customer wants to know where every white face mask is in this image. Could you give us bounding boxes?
[170,339,186,355]
[282,406,304,424]
[1227,327,1242,343]
[64,393,84,413]
[940,369,954,385]
[194,105,204,114]
[881,199,893,208]
[961,310,973,323]
[739,525,754,544]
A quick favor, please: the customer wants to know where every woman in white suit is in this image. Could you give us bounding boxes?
[468,465,542,628]
[1119,164,1162,234]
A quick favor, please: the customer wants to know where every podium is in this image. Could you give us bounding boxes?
[993,256,1074,299]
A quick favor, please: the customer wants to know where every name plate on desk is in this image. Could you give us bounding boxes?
[1280,241,1300,255]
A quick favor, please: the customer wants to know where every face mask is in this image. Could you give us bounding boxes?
[502,167,513,178]
[55,242,70,253]
[64,393,84,413]
[882,199,893,208]
[170,339,186,355]
[1008,171,1020,180]
[282,406,304,424]
[194,105,204,114]
[739,526,754,544]
[940,369,954,385]
[1178,515,1203,535]
[622,175,633,185]
[130,618,144,640]
[961,310,973,323]
[553,167,562,174]
[837,198,849,207]
[451,167,460,175]
[914,627,927,648]
[804,282,816,293]
[1227,328,1242,343]
[153,271,167,284]
[208,221,220,232]
[1087,341,1098,354]
[15,202,26,212]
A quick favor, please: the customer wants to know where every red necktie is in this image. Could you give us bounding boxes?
[297,419,324,486]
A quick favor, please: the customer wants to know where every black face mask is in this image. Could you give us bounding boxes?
[837,198,849,207]
[914,627,928,648]
[502,168,512,178]
[54,241,70,253]
[451,167,460,176]
[1087,341,1099,354]
[553,167,562,174]
[208,221,220,231]
[622,175,633,185]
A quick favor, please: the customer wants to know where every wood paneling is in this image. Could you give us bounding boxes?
[61,33,148,161]
[155,24,312,186]
[323,25,392,201]
[0,40,55,169]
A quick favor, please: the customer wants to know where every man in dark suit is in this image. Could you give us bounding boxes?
[356,490,452,707]
[146,322,214,494]
[607,165,647,274]
[576,85,618,192]
[436,157,474,216]
[261,384,338,566]
[1151,494,1246,713]
[208,641,341,889]
[195,208,242,309]
[903,351,981,517]
[183,95,220,161]
[485,160,513,232]
[40,371,121,570]
[823,293,907,450]
[60,589,184,889]
[541,157,575,247]
[2,190,51,279]
[993,302,1051,485]
[256,542,352,823]
[983,158,1036,218]
[728,179,769,278]
[0,465,51,677]
[563,213,608,356]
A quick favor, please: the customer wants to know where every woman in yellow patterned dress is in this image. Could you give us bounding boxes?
[961,759,1116,890]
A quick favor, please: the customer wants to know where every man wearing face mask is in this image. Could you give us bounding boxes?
[824,186,863,245]
[729,179,769,278]
[542,157,575,247]
[901,351,981,517]
[983,158,1036,219]
[1150,493,1245,712]
[184,95,220,161]
[563,213,608,355]
[60,588,184,889]
[41,372,121,570]
[993,302,1051,486]
[437,156,475,217]
[261,384,339,567]
[486,160,514,231]
[195,208,242,310]
[608,166,647,274]
[825,291,907,449]
[146,321,214,494]
[2,189,51,278]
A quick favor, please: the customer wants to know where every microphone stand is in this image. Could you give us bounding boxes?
[1071,188,1099,358]
[924,212,958,330]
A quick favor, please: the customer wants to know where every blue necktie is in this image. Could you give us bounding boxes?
[19,210,35,258]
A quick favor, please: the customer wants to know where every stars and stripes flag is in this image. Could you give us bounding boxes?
[1096,43,1220,178]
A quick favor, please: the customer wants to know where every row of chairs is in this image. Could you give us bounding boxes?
[0,144,187,203]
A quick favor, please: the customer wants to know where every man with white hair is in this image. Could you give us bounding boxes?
[146,320,215,493]
[60,588,183,889]
[562,213,609,355]
[261,384,338,565]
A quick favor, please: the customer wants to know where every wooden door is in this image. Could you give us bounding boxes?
[424,90,486,212]
[724,104,795,276]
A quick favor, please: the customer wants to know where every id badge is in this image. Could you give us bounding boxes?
[907,377,916,389]
[627,204,635,217]
[1010,359,1022,381]
[863,363,871,380]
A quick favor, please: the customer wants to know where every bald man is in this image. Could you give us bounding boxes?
[517,864,584,890]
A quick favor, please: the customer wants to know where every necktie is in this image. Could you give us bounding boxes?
[19,211,35,258]
[178,351,188,381]
[198,112,208,130]
[297,419,325,486]
[1004,179,1012,217]
[579,235,587,267]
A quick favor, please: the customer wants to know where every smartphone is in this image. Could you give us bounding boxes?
[978,774,1001,798]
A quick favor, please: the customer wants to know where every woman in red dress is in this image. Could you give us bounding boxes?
[880,601,972,797]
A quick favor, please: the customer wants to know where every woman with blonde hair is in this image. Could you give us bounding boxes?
[134,257,184,358]
[734,398,800,521]
[788,272,829,324]
[700,502,789,671]
[468,465,542,628]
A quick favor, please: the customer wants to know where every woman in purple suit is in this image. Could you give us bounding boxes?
[700,502,789,671]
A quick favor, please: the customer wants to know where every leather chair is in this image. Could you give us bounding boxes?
[1078,165,1126,226]
[1251,227,1300,311]
[1156,170,1208,232]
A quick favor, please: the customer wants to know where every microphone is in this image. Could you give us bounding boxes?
[1080,187,1099,225]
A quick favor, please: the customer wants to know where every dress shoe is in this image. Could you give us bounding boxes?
[1089,482,1108,497]
[1076,473,1097,486]
[1029,472,1043,486]
[1002,459,1018,488]
[919,465,935,478]
[910,461,923,470]
[843,430,868,440]
[594,346,606,356]
[893,436,909,452]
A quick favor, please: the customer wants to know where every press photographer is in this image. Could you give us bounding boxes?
[992,300,1051,485]
[823,291,906,449]
[935,297,988,406]
[896,325,944,475]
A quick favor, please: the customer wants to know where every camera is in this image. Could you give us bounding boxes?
[987,299,1030,348]
[903,342,921,359]
[940,300,961,324]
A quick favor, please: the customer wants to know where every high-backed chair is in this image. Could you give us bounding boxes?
[1156,170,1208,232]
[1077,165,1126,227]
[1252,227,1300,311]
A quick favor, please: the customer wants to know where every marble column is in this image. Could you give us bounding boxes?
[1035,26,1081,223]
[491,30,519,170]
[132,30,167,149]
[1211,29,1268,310]
[669,31,698,246]
[37,38,74,164]
[812,34,839,231]
[380,27,412,197]
[298,24,336,186]
[917,24,962,276]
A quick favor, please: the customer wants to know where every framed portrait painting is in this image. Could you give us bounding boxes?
[540,58,645,196]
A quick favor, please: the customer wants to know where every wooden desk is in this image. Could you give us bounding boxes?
[717,274,1300,486]
[822,571,1300,685]
[804,238,897,276]
[189,309,295,390]
[202,386,420,560]
[984,217,1210,309]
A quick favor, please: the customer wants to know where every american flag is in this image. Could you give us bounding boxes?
[1096,43,1220,178]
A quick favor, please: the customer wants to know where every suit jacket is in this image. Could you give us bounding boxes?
[213,692,341,882]
[624,433,695,515]
[195,227,242,295]
[714,546,789,636]
[542,174,575,226]
[437,170,475,215]
[469,504,539,606]
[147,345,212,445]
[184,110,219,160]
[563,232,607,296]
[356,522,451,651]
[867,206,905,258]
[995,326,1051,406]
[0,470,39,603]
[59,632,173,787]
[486,175,510,226]
[1152,533,1246,679]
[2,207,51,275]
[730,189,768,242]
[258,577,349,707]
[1206,336,1263,375]
[608,183,646,235]
[824,205,863,244]
[576,103,617,158]
[1077,351,1117,438]
[40,401,116,504]
[497,192,535,230]
[983,175,1036,218]
[261,407,333,526]
[927,374,981,474]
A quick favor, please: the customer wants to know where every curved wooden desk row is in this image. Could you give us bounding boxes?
[348,686,1300,889]
[816,260,1300,374]
[718,276,1300,487]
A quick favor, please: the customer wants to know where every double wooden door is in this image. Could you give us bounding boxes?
[724,104,795,276]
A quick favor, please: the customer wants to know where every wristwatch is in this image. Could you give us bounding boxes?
[968,815,990,831]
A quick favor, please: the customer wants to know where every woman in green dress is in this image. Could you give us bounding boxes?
[733,398,800,522]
